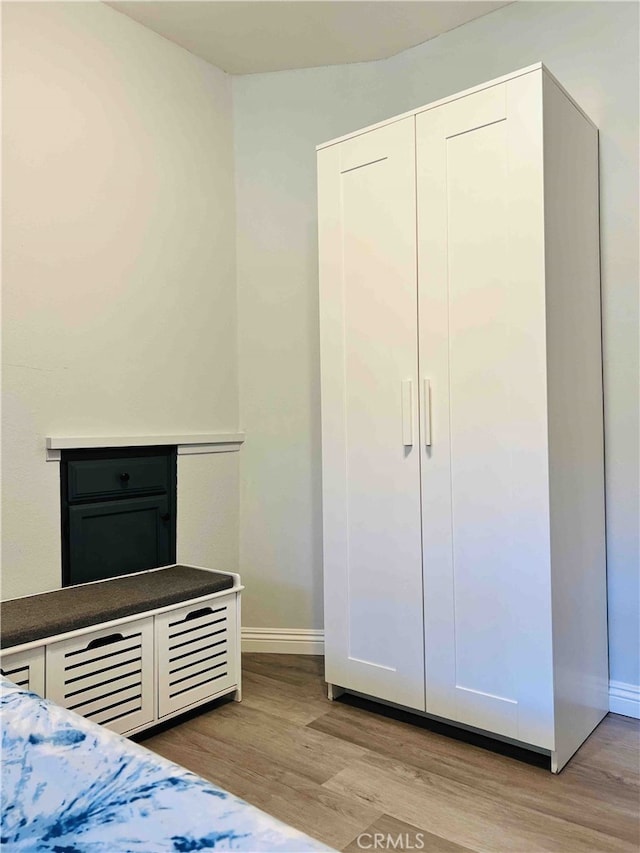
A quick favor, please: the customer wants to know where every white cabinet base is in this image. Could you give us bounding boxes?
[330,683,596,772]
[327,683,345,702]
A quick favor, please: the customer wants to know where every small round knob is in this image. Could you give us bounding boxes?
[161,513,170,522]
[119,472,130,482]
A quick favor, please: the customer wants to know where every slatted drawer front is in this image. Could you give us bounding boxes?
[156,594,238,718]
[46,617,154,735]
[1,647,45,697]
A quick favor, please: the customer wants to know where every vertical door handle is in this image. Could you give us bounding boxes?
[423,379,432,447]
[402,379,414,447]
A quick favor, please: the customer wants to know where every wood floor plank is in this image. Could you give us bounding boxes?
[343,815,474,853]
[144,724,380,849]
[150,700,368,785]
[323,751,637,852]
[567,715,640,786]
[309,702,640,844]
[240,668,331,725]
[141,654,640,853]
[242,652,326,687]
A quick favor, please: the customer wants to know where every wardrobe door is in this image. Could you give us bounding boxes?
[417,74,555,746]
[318,118,425,711]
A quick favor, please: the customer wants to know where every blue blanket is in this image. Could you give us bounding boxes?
[1,676,330,852]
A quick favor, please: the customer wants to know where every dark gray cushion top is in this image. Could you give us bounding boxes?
[0,565,234,649]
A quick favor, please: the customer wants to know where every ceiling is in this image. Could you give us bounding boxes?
[106,1,513,75]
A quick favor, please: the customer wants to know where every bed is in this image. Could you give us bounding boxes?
[1,676,331,851]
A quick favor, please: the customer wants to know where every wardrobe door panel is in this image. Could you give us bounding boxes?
[417,75,554,746]
[318,119,425,711]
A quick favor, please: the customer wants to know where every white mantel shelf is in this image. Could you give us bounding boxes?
[45,433,245,461]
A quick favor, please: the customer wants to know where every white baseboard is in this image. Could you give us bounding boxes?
[609,680,640,719]
[242,628,324,655]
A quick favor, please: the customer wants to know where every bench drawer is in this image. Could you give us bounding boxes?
[46,617,154,735]
[1,647,45,697]
[156,594,238,718]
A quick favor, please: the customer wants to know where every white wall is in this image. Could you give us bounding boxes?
[234,1,639,688]
[1,2,239,599]
[2,0,638,693]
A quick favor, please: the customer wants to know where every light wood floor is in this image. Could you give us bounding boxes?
[142,654,640,852]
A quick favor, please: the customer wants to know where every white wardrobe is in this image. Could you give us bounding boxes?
[317,64,608,773]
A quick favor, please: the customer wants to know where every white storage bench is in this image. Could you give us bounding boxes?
[0,564,242,736]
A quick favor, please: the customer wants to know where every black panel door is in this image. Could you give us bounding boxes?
[68,495,172,585]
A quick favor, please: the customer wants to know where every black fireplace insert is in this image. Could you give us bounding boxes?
[60,446,177,586]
